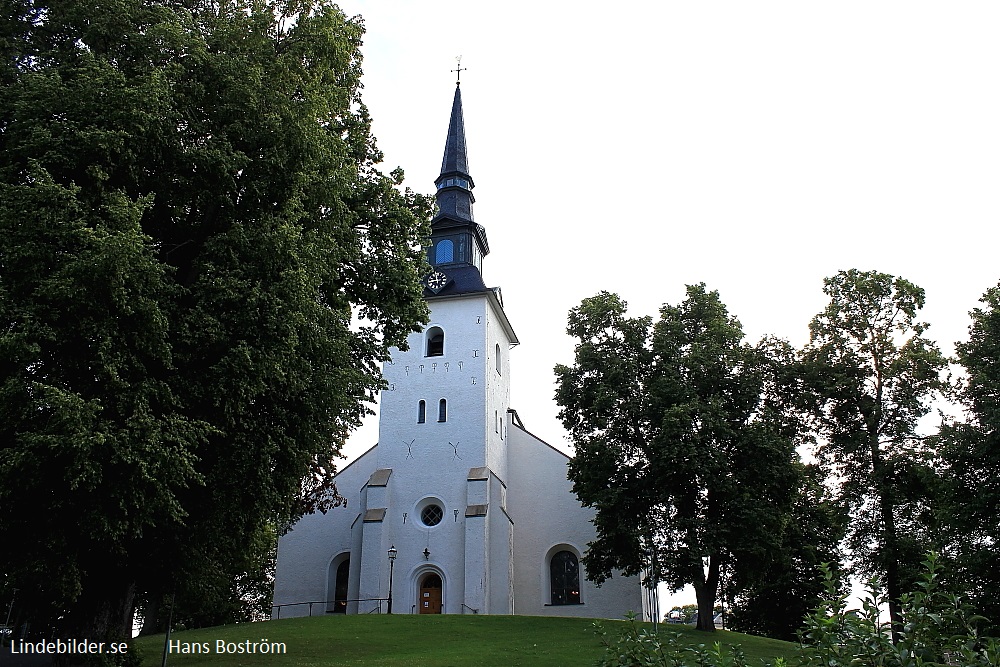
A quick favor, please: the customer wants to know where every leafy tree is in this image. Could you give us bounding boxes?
[799,269,947,641]
[935,282,1000,628]
[726,462,847,641]
[555,286,801,632]
[0,0,430,645]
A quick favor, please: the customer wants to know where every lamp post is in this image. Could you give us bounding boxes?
[387,545,397,614]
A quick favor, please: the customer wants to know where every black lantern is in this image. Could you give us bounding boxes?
[387,545,397,614]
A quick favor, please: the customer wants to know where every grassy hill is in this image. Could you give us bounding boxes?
[133,614,799,666]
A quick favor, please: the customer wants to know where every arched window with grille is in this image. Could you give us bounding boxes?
[550,550,581,605]
[438,398,447,423]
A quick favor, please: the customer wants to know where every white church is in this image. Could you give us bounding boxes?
[272,82,642,619]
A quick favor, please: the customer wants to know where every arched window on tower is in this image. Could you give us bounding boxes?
[435,240,454,264]
[426,327,444,357]
[417,400,426,424]
[438,398,447,423]
[496,343,501,375]
[550,551,582,605]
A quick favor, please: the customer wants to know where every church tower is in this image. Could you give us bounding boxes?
[355,80,518,615]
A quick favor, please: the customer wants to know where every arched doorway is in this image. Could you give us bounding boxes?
[327,557,349,613]
[418,572,442,614]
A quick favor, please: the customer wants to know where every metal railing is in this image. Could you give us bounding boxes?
[271,598,387,619]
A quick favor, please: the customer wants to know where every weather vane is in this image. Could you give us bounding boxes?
[451,55,466,86]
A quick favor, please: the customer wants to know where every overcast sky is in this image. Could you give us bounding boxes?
[333,1,1000,466]
[325,1,999,612]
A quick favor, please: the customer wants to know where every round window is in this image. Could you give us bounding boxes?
[421,504,444,527]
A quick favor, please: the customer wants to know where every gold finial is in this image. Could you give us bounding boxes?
[451,55,466,86]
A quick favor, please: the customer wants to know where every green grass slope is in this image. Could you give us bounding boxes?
[134,615,799,667]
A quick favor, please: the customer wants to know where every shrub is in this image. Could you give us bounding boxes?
[594,612,787,667]
[596,554,998,667]
[799,553,999,667]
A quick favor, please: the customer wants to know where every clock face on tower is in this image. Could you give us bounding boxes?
[426,270,450,294]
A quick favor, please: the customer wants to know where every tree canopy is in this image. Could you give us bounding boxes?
[555,286,802,632]
[0,0,431,642]
[725,461,846,641]
[799,269,947,639]
[936,282,1000,628]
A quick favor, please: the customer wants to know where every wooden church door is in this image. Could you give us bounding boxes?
[418,573,442,614]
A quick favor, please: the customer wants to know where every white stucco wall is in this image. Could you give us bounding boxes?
[507,419,642,619]
[272,446,377,618]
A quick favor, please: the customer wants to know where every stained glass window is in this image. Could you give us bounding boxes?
[550,551,581,605]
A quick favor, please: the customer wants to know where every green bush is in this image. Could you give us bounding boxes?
[799,554,998,667]
[594,612,784,667]
[597,554,998,667]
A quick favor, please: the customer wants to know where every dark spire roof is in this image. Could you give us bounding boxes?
[434,84,475,223]
[439,85,471,178]
[425,82,490,293]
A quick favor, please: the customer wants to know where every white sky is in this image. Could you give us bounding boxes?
[335,0,1000,467]
[329,1,999,614]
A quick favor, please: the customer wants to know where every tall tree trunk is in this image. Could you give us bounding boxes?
[60,579,136,644]
[692,555,720,632]
[871,433,903,644]
[878,481,903,643]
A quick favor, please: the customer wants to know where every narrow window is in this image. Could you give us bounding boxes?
[435,239,454,264]
[438,398,447,423]
[550,551,581,605]
[496,343,501,375]
[417,400,426,423]
[426,327,444,357]
[495,410,499,433]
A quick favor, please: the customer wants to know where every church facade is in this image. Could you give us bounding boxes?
[272,84,642,619]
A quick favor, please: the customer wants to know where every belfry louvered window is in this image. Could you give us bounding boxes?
[435,240,454,264]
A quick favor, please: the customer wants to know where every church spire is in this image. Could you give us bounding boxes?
[434,83,475,223]
[425,72,490,289]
